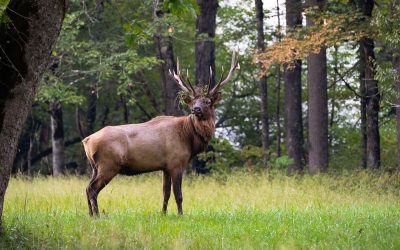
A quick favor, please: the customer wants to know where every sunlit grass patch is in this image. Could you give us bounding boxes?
[1,171,400,249]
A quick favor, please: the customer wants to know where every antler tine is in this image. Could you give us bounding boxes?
[207,66,213,93]
[169,58,194,96]
[209,50,239,95]
[185,69,196,95]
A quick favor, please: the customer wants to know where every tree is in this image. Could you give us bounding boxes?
[192,0,218,173]
[306,0,328,173]
[275,0,282,158]
[255,0,269,167]
[195,0,218,86]
[284,0,304,172]
[356,0,381,168]
[0,0,66,229]
[153,0,181,116]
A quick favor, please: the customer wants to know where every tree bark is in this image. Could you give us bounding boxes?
[255,0,269,167]
[0,0,65,229]
[363,37,380,169]
[359,42,368,169]
[275,0,282,157]
[154,1,182,116]
[192,0,218,173]
[87,87,97,134]
[358,0,380,169]
[306,0,329,173]
[284,0,304,172]
[50,102,65,176]
[393,52,400,171]
[195,0,218,87]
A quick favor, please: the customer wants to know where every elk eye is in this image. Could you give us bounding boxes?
[206,100,211,105]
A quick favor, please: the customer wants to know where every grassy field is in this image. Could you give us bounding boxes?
[1,171,400,249]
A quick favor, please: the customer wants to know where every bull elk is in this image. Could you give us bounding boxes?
[82,51,239,216]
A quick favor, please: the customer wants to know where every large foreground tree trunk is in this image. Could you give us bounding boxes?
[0,0,65,229]
[255,0,269,167]
[50,102,65,176]
[306,0,328,173]
[284,0,304,172]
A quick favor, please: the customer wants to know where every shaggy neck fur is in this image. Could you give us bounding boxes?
[180,110,216,156]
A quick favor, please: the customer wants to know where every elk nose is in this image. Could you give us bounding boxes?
[192,107,201,113]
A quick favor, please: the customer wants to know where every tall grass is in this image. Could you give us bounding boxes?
[1,171,400,249]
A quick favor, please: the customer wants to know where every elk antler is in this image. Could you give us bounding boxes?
[209,50,240,95]
[169,58,196,97]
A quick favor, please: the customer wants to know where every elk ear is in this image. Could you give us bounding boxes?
[211,92,222,105]
[182,95,193,106]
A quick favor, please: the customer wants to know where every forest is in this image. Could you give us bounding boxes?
[0,0,400,248]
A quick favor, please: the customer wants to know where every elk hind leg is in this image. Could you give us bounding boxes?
[87,167,117,216]
[86,167,98,216]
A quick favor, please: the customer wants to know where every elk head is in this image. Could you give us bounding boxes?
[169,51,239,120]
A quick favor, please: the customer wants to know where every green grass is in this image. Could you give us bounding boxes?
[1,171,400,249]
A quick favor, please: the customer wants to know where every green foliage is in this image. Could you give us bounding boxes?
[35,81,85,105]
[273,155,295,169]
[0,0,9,23]
[163,0,199,17]
[373,3,400,49]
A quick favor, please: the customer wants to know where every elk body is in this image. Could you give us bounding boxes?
[83,52,239,216]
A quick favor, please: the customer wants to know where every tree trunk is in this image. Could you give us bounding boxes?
[359,43,368,169]
[50,102,65,176]
[359,0,380,169]
[195,0,218,87]
[306,0,328,173]
[193,0,218,173]
[0,0,65,229]
[87,88,97,134]
[255,0,269,167]
[275,0,282,157]
[393,52,400,171]
[284,0,304,172]
[153,1,182,116]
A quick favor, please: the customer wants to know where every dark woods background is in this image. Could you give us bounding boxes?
[10,0,400,176]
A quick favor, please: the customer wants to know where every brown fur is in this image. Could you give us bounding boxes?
[83,105,216,216]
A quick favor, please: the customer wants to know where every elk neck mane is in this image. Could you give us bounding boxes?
[180,112,216,156]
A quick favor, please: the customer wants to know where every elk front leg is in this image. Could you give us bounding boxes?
[171,169,183,215]
[162,170,172,213]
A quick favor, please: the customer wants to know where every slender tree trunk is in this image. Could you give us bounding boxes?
[0,0,65,229]
[359,43,368,169]
[393,52,400,171]
[87,88,97,134]
[275,0,282,157]
[306,0,328,173]
[329,46,338,147]
[195,0,218,87]
[50,102,65,176]
[363,38,380,169]
[284,0,304,172]
[255,0,269,167]
[153,0,181,116]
